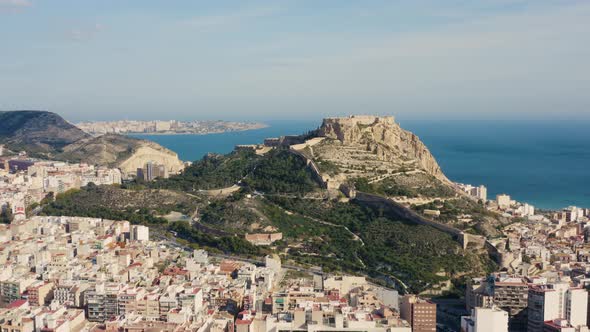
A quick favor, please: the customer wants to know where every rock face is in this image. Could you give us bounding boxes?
[59,134,184,176]
[318,115,448,182]
[0,110,90,155]
[0,111,184,176]
[117,144,185,176]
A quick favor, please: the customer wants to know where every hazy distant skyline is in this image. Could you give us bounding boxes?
[1,0,589,122]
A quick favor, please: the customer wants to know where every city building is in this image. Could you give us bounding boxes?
[137,161,168,181]
[461,306,509,332]
[465,278,493,311]
[471,185,488,202]
[400,295,437,332]
[497,194,512,209]
[492,275,529,331]
[0,214,414,331]
[465,274,529,331]
[25,281,54,306]
[455,183,487,202]
[245,233,283,246]
[130,225,149,242]
[528,283,588,332]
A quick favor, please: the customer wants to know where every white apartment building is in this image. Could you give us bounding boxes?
[455,183,487,202]
[471,185,487,202]
[516,203,535,217]
[131,225,149,242]
[461,307,509,332]
[497,194,512,209]
[527,282,588,332]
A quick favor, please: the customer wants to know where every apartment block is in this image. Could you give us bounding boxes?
[400,295,437,332]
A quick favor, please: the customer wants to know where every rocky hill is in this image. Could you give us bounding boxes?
[0,111,184,175]
[289,115,508,237]
[33,113,503,294]
[58,134,184,176]
[0,110,90,155]
[45,146,496,293]
[316,115,448,183]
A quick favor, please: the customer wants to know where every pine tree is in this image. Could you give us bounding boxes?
[0,203,13,224]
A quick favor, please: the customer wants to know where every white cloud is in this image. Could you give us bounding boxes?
[191,1,590,118]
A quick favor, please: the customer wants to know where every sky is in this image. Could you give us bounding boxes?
[0,0,589,122]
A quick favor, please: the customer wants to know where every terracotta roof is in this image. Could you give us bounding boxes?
[7,299,27,308]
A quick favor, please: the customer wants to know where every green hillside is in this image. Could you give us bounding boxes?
[41,147,495,293]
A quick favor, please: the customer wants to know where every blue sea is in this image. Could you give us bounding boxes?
[131,119,590,210]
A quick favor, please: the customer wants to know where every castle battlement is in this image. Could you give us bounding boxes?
[322,115,395,127]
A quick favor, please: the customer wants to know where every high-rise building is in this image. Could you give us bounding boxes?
[527,283,588,332]
[85,284,120,322]
[492,276,529,331]
[469,185,488,202]
[400,295,436,332]
[467,274,529,331]
[137,161,168,181]
[130,225,149,242]
[497,194,511,209]
[465,278,493,311]
[568,287,589,328]
[155,121,172,132]
[461,306,509,332]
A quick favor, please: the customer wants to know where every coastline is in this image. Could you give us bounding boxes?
[97,124,269,137]
[131,120,589,211]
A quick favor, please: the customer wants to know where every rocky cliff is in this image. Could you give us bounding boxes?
[58,134,184,176]
[318,115,448,182]
[117,144,185,176]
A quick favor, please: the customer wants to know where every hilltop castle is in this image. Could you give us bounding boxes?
[322,115,395,128]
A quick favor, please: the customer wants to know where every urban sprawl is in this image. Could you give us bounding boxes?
[76,121,266,136]
[1,145,590,332]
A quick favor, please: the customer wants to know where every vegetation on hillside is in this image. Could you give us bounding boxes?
[43,189,167,225]
[257,199,363,269]
[265,196,496,292]
[151,150,260,191]
[359,218,471,290]
[353,174,456,198]
[148,148,318,194]
[41,183,198,225]
[199,193,261,233]
[168,220,264,256]
[314,158,341,176]
[243,149,318,194]
[38,144,496,293]
[412,198,506,236]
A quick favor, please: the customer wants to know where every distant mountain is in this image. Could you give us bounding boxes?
[0,111,183,176]
[0,110,90,156]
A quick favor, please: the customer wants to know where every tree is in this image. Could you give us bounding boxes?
[40,192,55,205]
[0,203,13,224]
